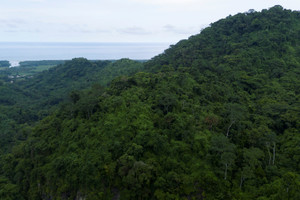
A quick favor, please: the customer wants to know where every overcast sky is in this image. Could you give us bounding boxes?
[1,0,299,43]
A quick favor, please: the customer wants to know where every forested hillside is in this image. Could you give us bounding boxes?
[0,61,10,68]
[0,58,143,152]
[0,5,299,200]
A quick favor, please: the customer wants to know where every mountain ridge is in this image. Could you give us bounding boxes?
[0,5,299,200]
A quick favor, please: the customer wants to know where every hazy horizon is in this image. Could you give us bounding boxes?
[1,0,299,43]
[0,42,171,61]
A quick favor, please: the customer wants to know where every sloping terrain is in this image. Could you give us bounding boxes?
[0,5,299,200]
[0,58,143,152]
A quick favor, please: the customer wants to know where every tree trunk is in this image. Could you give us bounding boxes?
[240,175,244,189]
[272,142,276,165]
[224,163,228,180]
[266,142,271,165]
[226,120,235,137]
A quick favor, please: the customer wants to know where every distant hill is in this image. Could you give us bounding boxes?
[0,58,143,152]
[19,60,66,67]
[0,60,10,68]
[0,5,299,200]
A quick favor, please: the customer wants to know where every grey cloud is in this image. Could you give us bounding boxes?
[0,19,25,24]
[0,18,30,33]
[2,28,19,33]
[0,19,27,28]
[163,24,199,34]
[46,23,112,34]
[23,0,47,2]
[117,26,151,35]
[4,28,41,33]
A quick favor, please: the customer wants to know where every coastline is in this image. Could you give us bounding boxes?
[0,42,170,61]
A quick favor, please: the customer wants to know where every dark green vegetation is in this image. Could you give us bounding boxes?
[1,60,67,77]
[19,60,66,67]
[0,61,10,68]
[0,5,300,200]
[0,58,143,152]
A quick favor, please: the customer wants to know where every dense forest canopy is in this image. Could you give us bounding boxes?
[0,5,299,200]
[19,60,66,67]
[0,58,144,153]
[0,61,10,68]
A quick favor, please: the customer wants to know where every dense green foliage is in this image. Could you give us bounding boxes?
[0,61,10,68]
[0,60,66,78]
[19,60,66,67]
[0,5,300,200]
[0,58,143,152]
[9,60,68,76]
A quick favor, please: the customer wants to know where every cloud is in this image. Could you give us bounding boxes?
[0,16,112,37]
[163,24,199,35]
[0,19,28,32]
[118,26,151,35]
[24,0,47,2]
[52,22,112,34]
[4,29,41,33]
[0,19,26,25]
[129,0,199,6]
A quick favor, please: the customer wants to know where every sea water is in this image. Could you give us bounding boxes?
[0,42,171,64]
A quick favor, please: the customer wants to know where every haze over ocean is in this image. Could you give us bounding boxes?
[0,42,170,62]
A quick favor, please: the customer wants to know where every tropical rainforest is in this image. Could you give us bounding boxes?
[0,5,299,200]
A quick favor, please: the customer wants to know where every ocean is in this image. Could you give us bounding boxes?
[0,42,171,65]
